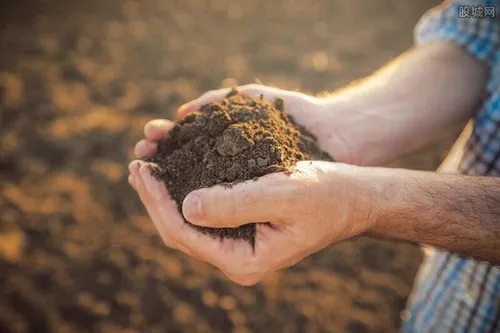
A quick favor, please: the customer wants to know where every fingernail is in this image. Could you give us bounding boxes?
[183,193,204,224]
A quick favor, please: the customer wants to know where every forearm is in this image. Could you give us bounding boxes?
[365,167,500,262]
[321,42,488,166]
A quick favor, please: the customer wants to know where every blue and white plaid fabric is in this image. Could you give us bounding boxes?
[403,1,500,332]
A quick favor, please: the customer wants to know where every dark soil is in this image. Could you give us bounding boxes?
[148,90,332,244]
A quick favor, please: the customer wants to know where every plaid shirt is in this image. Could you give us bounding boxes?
[403,1,500,332]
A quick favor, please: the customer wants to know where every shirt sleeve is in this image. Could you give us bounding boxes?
[414,0,500,67]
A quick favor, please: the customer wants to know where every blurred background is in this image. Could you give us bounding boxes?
[0,0,460,332]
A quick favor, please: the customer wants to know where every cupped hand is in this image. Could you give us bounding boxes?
[130,84,369,285]
[129,158,374,286]
[135,84,348,161]
[177,84,349,161]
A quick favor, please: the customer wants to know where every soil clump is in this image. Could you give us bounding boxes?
[148,90,333,245]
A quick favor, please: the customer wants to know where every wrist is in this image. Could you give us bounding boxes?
[321,163,382,240]
[362,167,415,238]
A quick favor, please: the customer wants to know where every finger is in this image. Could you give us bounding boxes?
[128,174,135,188]
[131,160,251,271]
[129,161,160,215]
[131,160,183,250]
[239,84,319,111]
[128,160,143,192]
[151,195,256,272]
[186,236,257,275]
[177,84,306,120]
[133,162,276,277]
[137,165,253,269]
[129,161,165,235]
[177,88,233,119]
[219,224,290,279]
[239,84,293,101]
[144,119,175,141]
[254,223,291,267]
[138,162,169,201]
[134,139,158,159]
[182,172,293,228]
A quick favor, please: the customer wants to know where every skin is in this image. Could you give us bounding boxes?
[129,42,500,286]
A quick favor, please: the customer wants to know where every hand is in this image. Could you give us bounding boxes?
[134,84,351,162]
[176,84,352,163]
[129,157,374,286]
[130,84,372,285]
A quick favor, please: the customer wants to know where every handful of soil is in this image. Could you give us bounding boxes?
[147,90,333,245]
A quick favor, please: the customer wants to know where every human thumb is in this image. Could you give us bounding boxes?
[182,174,289,228]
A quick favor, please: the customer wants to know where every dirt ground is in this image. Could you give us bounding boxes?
[0,0,460,332]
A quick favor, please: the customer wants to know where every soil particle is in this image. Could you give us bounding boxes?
[148,90,333,245]
[215,124,255,157]
[248,159,257,168]
[256,158,269,167]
